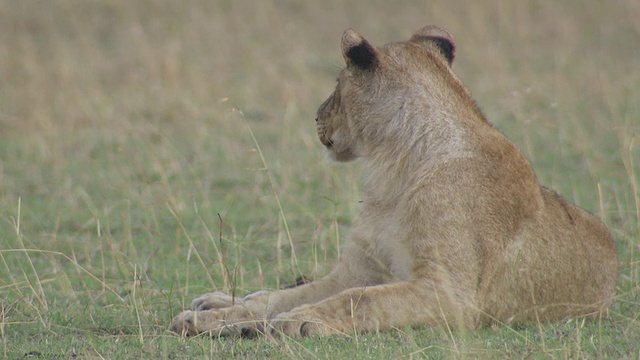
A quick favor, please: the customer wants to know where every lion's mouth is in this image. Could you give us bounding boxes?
[317,126,333,148]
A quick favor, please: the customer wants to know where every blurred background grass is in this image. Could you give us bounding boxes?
[1,0,639,358]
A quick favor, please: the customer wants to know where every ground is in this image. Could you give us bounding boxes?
[1,0,639,358]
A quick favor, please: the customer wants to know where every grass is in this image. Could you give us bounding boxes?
[1,0,639,358]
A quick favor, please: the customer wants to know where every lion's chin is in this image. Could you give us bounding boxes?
[327,147,358,162]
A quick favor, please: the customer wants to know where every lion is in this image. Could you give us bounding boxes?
[170,25,618,337]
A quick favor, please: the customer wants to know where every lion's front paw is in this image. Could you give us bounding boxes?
[170,310,200,336]
[190,290,268,311]
[191,292,236,311]
[170,309,235,336]
[170,307,268,337]
[271,310,342,338]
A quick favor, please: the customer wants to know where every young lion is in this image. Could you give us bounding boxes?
[170,25,618,337]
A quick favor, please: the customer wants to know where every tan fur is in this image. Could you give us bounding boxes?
[170,26,618,337]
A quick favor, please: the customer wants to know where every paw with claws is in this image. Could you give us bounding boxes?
[270,308,343,337]
[190,291,236,311]
[170,291,271,337]
[170,307,267,337]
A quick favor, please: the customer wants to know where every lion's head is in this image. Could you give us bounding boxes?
[315,25,458,162]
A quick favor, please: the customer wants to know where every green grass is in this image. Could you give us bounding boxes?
[1,0,639,358]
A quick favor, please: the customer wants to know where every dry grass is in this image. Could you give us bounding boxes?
[1,0,639,358]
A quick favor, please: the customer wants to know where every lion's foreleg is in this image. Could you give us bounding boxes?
[271,280,474,337]
[169,267,367,336]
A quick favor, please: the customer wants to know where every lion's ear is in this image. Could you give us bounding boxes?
[341,29,379,71]
[410,25,455,65]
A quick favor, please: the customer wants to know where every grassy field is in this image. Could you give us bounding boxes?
[1,0,639,358]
